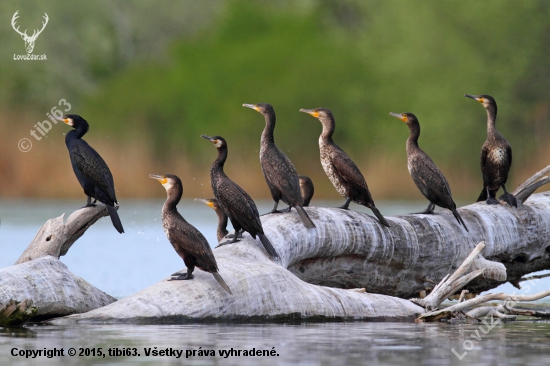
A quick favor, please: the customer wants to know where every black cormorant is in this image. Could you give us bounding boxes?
[59,114,124,233]
[194,198,229,242]
[298,175,314,207]
[299,108,390,227]
[150,174,231,294]
[389,112,469,231]
[464,94,516,207]
[243,103,315,229]
[201,135,279,259]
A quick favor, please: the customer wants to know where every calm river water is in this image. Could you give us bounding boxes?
[1,200,549,365]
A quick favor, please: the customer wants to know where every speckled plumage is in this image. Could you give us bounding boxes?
[465,94,515,206]
[301,108,390,227]
[202,135,279,259]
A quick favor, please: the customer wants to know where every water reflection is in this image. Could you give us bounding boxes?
[1,322,550,365]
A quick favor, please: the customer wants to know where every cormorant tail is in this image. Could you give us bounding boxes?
[107,204,124,233]
[499,193,518,208]
[212,272,232,294]
[451,208,469,232]
[477,187,487,202]
[259,234,279,259]
[370,205,390,228]
[295,205,316,229]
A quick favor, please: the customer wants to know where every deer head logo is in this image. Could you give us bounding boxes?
[11,11,49,54]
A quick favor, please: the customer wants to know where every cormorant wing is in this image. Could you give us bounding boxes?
[170,216,218,271]
[330,148,371,197]
[261,147,302,204]
[70,141,117,203]
[216,179,263,234]
[507,144,512,167]
[411,154,454,206]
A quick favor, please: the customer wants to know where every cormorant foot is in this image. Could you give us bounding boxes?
[170,271,186,277]
[82,203,97,208]
[215,239,237,248]
[260,210,283,216]
[486,197,500,205]
[338,206,350,210]
[168,274,194,281]
[412,209,434,214]
[499,193,518,208]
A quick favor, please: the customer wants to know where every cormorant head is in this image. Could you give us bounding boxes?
[149,174,182,193]
[201,135,226,149]
[389,112,418,125]
[57,114,89,130]
[194,198,220,210]
[464,94,497,110]
[242,103,274,116]
[299,108,333,120]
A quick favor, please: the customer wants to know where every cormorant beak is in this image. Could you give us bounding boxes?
[149,174,168,185]
[194,198,214,208]
[464,94,484,103]
[201,134,222,147]
[299,109,319,118]
[389,112,407,122]
[242,104,260,112]
[55,116,73,126]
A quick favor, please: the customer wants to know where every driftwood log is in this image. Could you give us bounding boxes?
[7,166,550,323]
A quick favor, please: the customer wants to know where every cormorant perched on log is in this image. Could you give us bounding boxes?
[243,103,315,229]
[195,198,229,242]
[389,112,469,232]
[464,94,517,207]
[58,114,124,233]
[150,174,232,294]
[201,135,279,259]
[299,108,390,227]
[298,175,314,207]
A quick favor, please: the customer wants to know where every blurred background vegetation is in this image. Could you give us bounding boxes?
[1,0,549,202]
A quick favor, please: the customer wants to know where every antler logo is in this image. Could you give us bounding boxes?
[11,11,49,54]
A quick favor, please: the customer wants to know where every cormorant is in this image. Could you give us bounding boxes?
[299,108,390,227]
[298,175,314,207]
[201,135,279,259]
[150,174,232,294]
[58,114,124,233]
[464,94,516,207]
[243,103,315,229]
[389,112,469,231]
[194,198,229,242]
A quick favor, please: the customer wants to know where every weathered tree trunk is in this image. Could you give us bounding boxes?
[50,188,550,324]
[0,256,116,320]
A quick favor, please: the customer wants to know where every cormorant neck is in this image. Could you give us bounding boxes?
[261,112,276,144]
[486,105,497,132]
[216,210,229,239]
[212,146,228,173]
[320,116,335,142]
[162,185,183,214]
[406,121,420,148]
[74,124,89,139]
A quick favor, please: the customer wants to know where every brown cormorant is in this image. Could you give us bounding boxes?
[389,112,469,231]
[150,174,231,294]
[299,108,390,227]
[58,114,124,233]
[243,103,315,229]
[201,135,279,259]
[464,94,516,207]
[298,175,314,207]
[194,198,229,242]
